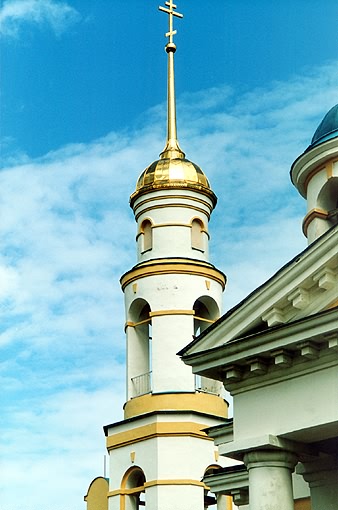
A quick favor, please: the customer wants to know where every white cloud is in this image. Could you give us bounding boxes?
[0,60,338,508]
[0,0,80,37]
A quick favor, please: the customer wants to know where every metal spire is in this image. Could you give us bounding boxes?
[158,1,185,159]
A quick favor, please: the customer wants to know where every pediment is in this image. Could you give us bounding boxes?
[181,225,338,357]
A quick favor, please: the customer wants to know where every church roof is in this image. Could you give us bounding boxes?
[310,104,338,148]
[179,223,338,357]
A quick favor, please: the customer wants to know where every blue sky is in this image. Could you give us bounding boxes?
[0,0,338,508]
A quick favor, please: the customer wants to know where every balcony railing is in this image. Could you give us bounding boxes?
[131,371,152,397]
[195,376,221,396]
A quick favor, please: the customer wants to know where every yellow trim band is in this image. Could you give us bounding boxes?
[302,208,328,236]
[125,312,216,329]
[133,192,213,211]
[303,158,338,192]
[135,202,211,221]
[106,421,212,450]
[121,260,226,291]
[123,392,228,420]
[150,309,195,317]
[108,478,206,497]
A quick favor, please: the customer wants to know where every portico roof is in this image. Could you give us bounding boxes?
[179,224,338,359]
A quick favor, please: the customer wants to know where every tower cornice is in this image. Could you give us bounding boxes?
[120,257,227,291]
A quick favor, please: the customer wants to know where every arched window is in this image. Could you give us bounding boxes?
[127,299,152,398]
[317,177,338,226]
[191,218,205,251]
[204,466,228,510]
[140,219,153,252]
[121,467,146,509]
[193,297,222,396]
[193,296,219,336]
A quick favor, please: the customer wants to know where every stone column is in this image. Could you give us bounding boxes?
[243,450,298,510]
[297,457,338,510]
[215,493,227,510]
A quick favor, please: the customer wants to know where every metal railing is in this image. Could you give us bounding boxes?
[195,376,221,396]
[131,371,152,397]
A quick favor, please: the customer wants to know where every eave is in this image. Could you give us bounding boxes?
[179,224,338,358]
[181,306,338,383]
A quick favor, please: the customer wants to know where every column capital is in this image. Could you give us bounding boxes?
[297,456,338,487]
[244,449,298,471]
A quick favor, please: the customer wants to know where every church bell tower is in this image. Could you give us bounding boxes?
[104,3,229,509]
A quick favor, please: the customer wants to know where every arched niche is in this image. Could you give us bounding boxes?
[191,217,205,252]
[139,219,153,253]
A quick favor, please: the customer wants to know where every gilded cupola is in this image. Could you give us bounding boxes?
[130,2,216,208]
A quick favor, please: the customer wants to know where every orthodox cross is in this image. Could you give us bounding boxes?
[159,1,183,45]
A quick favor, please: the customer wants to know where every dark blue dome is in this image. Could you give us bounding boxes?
[310,104,338,147]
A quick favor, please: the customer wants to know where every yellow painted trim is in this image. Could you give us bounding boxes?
[151,221,192,229]
[123,392,228,420]
[121,260,226,291]
[195,315,216,323]
[132,193,213,212]
[125,310,214,329]
[303,164,326,192]
[108,486,145,497]
[294,497,311,510]
[135,203,211,221]
[327,299,338,309]
[108,478,205,497]
[149,309,195,318]
[303,157,338,192]
[326,160,334,179]
[302,208,328,236]
[125,317,151,328]
[145,478,205,488]
[106,421,213,450]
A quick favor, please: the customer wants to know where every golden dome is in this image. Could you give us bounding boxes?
[130,156,217,206]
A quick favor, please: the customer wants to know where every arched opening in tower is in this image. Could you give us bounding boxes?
[318,177,338,227]
[193,297,222,396]
[121,466,146,509]
[127,299,152,398]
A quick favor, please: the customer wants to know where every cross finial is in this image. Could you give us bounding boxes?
[159,1,183,47]
[158,1,184,159]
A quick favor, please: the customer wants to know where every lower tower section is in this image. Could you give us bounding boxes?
[105,393,230,510]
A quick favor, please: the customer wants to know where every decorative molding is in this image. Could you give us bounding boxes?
[313,267,336,290]
[132,192,214,213]
[151,221,193,229]
[287,288,310,310]
[249,358,268,375]
[302,208,328,237]
[121,260,226,291]
[262,307,285,326]
[272,349,293,367]
[224,365,242,382]
[106,421,212,450]
[149,309,195,318]
[298,341,319,360]
[108,478,206,497]
[135,202,211,222]
[123,392,228,420]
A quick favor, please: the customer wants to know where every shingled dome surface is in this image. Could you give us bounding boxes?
[310,104,338,147]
